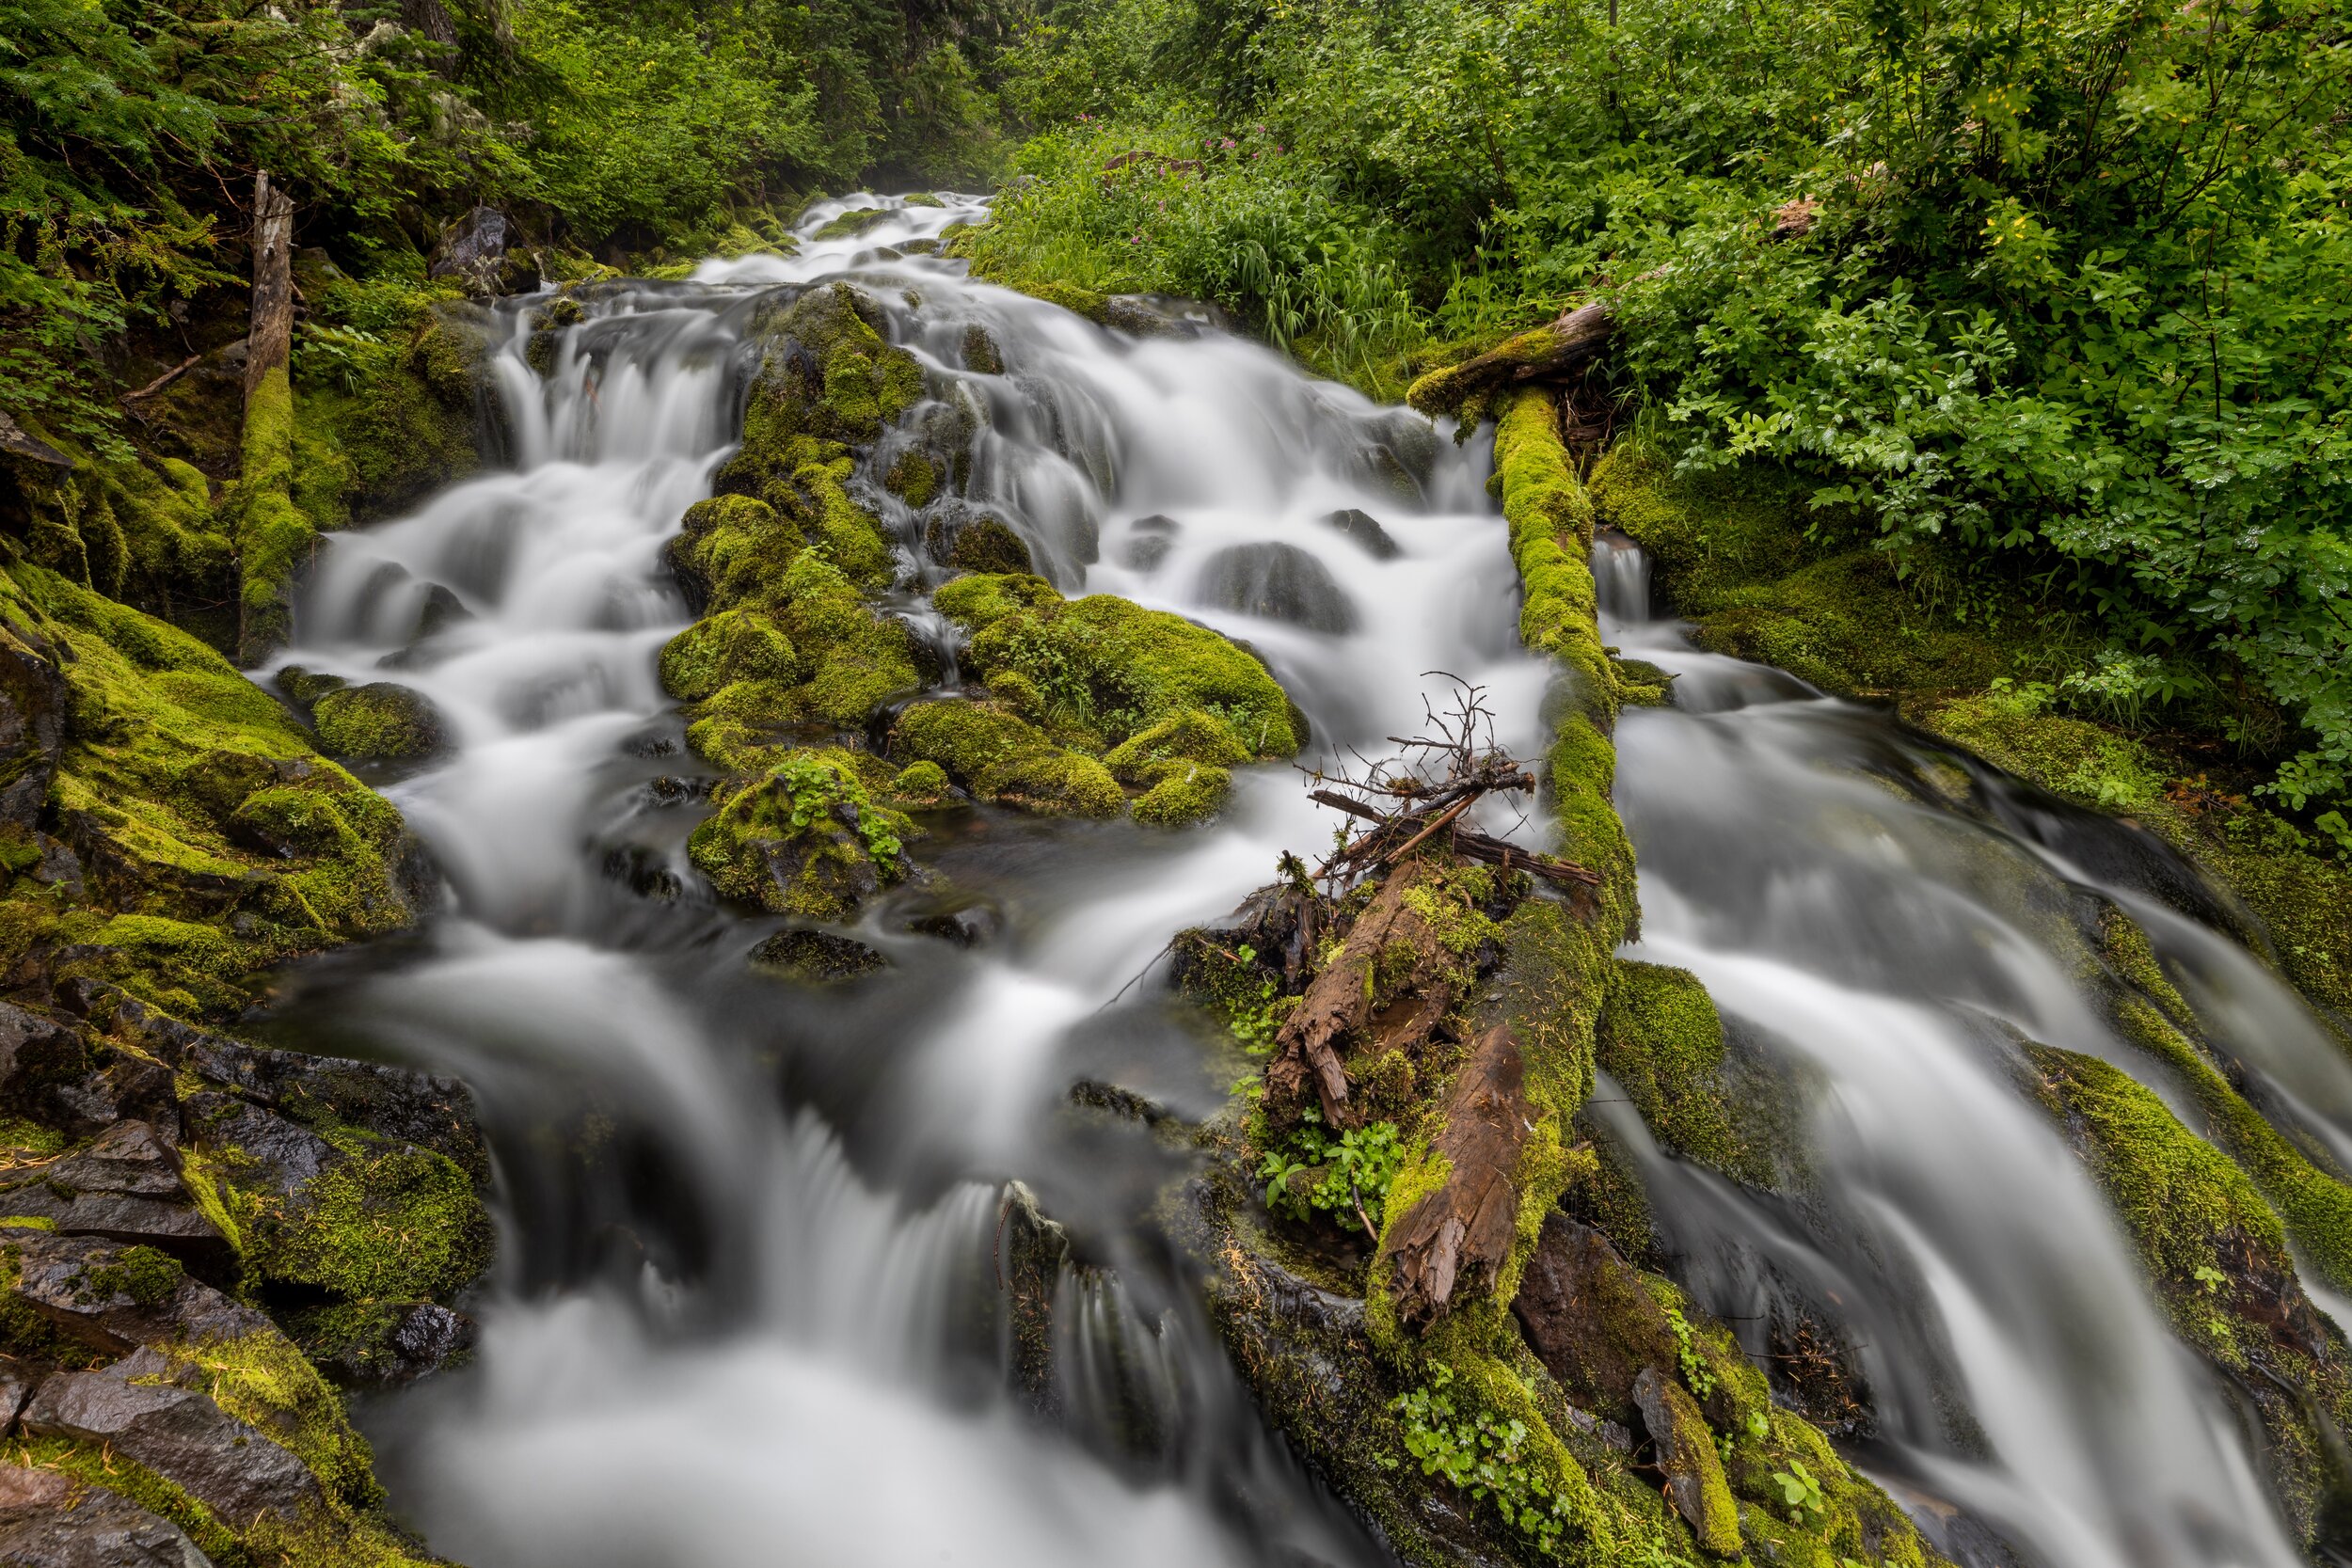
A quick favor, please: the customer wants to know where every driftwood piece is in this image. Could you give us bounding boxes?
[245,172,295,401]
[1384,1023,1534,1328]
[1406,300,1614,420]
[1264,860,1461,1126]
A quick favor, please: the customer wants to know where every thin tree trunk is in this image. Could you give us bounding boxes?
[245,172,295,404]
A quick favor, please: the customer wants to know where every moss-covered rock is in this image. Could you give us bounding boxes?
[938,575,1299,758]
[688,747,915,919]
[892,700,1123,816]
[811,206,891,242]
[946,516,1032,576]
[660,610,803,703]
[310,683,445,763]
[1133,762,1232,826]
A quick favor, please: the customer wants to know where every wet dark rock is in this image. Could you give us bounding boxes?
[997,1180,1068,1412]
[1512,1212,1678,1426]
[416,583,471,639]
[0,1352,37,1427]
[1101,294,1235,338]
[428,205,539,297]
[299,1298,477,1387]
[961,323,1004,375]
[0,411,75,471]
[94,991,487,1182]
[0,1003,87,1117]
[0,608,67,832]
[1633,1365,1742,1557]
[904,900,1004,948]
[3,1231,273,1356]
[0,1121,234,1278]
[1123,514,1179,572]
[22,1347,323,1524]
[0,1463,215,1568]
[1317,507,1399,560]
[750,929,887,982]
[1196,543,1358,634]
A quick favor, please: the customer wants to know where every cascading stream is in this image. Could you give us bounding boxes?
[262,194,1546,1567]
[1595,531,2323,1568]
[253,187,2346,1568]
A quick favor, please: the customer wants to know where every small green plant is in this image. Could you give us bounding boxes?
[771,753,902,861]
[1772,1459,1827,1524]
[1389,1364,1575,1557]
[2194,1264,2227,1293]
[1224,943,1286,1051]
[1259,1112,1405,1233]
[1665,1306,1717,1400]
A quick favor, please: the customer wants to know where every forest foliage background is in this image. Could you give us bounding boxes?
[5,0,2348,836]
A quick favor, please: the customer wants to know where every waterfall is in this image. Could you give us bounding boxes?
[253,187,2342,1568]
[265,192,1546,1568]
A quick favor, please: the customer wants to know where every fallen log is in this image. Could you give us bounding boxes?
[1406,300,1614,421]
[1382,1022,1534,1327]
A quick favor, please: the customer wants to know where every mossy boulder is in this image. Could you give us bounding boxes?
[946,516,1032,576]
[811,207,890,242]
[1102,708,1250,780]
[667,493,808,614]
[0,565,420,1014]
[1133,762,1232,826]
[310,682,445,762]
[892,700,1123,817]
[688,748,914,920]
[716,283,924,483]
[935,575,1299,758]
[660,610,802,703]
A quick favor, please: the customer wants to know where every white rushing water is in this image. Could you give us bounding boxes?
[276,193,1546,1567]
[265,188,2351,1568]
[1596,535,2325,1568]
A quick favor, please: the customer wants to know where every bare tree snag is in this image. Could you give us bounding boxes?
[1406,300,1614,421]
[1383,1023,1534,1328]
[246,172,295,403]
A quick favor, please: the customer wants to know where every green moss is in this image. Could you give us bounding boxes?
[1594,960,1772,1186]
[796,460,897,588]
[239,1135,490,1306]
[1102,707,1249,780]
[946,517,1032,576]
[892,700,1123,816]
[932,570,1060,631]
[74,1241,184,1307]
[717,284,924,478]
[884,449,939,508]
[687,747,914,918]
[159,1328,383,1507]
[1587,440,2015,699]
[2025,1043,2284,1346]
[660,610,803,703]
[955,589,1298,758]
[7,1436,247,1567]
[811,206,890,242]
[888,758,952,804]
[1134,763,1232,826]
[310,683,444,762]
[233,366,312,664]
[669,493,810,612]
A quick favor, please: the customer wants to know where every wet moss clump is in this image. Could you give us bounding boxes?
[310,683,445,762]
[0,564,420,1014]
[935,573,1301,759]
[892,700,1123,816]
[688,747,916,919]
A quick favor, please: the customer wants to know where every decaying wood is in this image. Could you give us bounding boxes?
[1264,859,1461,1126]
[1406,300,1615,420]
[1384,1023,1534,1328]
[245,171,296,401]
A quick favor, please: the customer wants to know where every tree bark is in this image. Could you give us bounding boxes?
[1405,300,1615,420]
[245,172,295,404]
[1382,1023,1535,1329]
